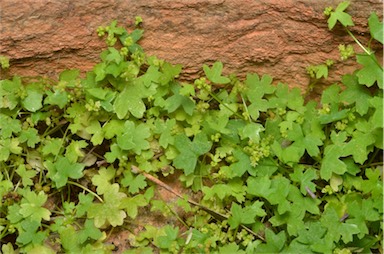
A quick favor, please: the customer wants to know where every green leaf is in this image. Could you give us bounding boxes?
[0,77,21,110]
[229,149,253,177]
[154,118,176,148]
[88,183,127,227]
[203,62,230,84]
[356,54,383,88]
[0,114,21,138]
[156,226,179,249]
[16,164,36,187]
[368,12,383,44]
[239,122,264,143]
[104,143,125,163]
[368,96,383,129]
[173,133,212,175]
[121,170,147,194]
[319,109,349,124]
[114,82,153,119]
[343,131,375,164]
[103,119,125,139]
[290,165,318,196]
[85,120,105,145]
[91,166,115,195]
[78,219,103,243]
[22,85,43,112]
[320,131,348,180]
[18,128,40,148]
[116,121,151,154]
[297,221,327,244]
[75,193,94,217]
[164,83,195,115]
[105,47,123,64]
[44,89,69,109]
[59,69,80,82]
[287,123,323,157]
[50,157,85,188]
[245,73,275,101]
[19,191,51,222]
[340,74,372,115]
[346,198,380,238]
[256,229,286,253]
[228,201,266,229]
[327,1,354,29]
[320,205,360,243]
[41,138,62,156]
[120,194,148,219]
[159,62,183,85]
[17,219,47,246]
[219,243,245,254]
[65,140,88,163]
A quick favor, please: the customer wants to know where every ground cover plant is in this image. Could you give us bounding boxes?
[0,2,382,253]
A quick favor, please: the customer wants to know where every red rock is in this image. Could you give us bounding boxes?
[0,0,382,92]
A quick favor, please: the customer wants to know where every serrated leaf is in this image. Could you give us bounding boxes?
[356,54,383,88]
[228,202,266,229]
[78,219,103,243]
[256,229,286,253]
[290,165,318,196]
[19,191,51,222]
[44,89,69,109]
[121,170,147,194]
[91,166,115,195]
[120,194,148,219]
[368,96,383,129]
[368,12,383,44]
[116,121,151,154]
[18,128,40,148]
[85,120,104,145]
[245,73,275,100]
[22,87,43,112]
[327,1,354,29]
[0,114,21,138]
[320,131,348,180]
[75,193,94,217]
[16,164,36,187]
[340,74,372,115]
[343,131,375,164]
[164,83,195,115]
[173,133,212,175]
[229,149,253,177]
[51,157,85,188]
[88,184,127,227]
[203,62,230,84]
[114,81,154,119]
[41,138,62,156]
[156,226,179,249]
[59,69,80,82]
[239,122,264,143]
[65,140,88,163]
[17,219,47,246]
[320,205,360,243]
[0,77,21,110]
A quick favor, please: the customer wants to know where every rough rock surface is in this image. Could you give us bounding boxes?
[0,0,382,92]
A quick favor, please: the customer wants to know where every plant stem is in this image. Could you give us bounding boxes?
[67,180,104,203]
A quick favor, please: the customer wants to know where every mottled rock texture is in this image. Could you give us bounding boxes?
[0,0,382,92]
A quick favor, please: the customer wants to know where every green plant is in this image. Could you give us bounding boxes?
[0,1,382,253]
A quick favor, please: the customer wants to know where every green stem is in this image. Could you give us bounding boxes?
[208,91,245,120]
[67,180,104,203]
[345,28,383,71]
[345,28,372,55]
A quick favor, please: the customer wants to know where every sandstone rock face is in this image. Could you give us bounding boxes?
[0,0,382,92]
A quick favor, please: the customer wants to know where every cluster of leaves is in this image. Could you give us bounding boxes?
[0,2,383,253]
